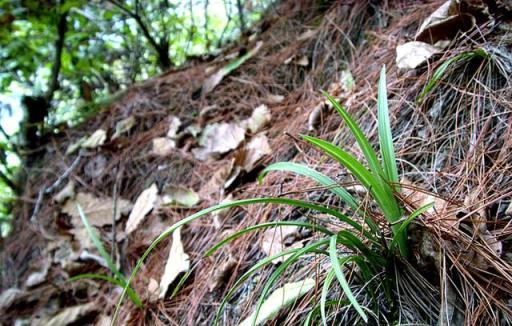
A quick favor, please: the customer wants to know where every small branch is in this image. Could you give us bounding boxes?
[236,0,246,34]
[46,11,69,102]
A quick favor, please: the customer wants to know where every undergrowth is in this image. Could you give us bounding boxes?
[109,66,434,325]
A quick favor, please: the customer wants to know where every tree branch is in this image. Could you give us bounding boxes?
[46,11,68,102]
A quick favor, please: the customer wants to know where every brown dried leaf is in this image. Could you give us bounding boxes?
[125,184,159,234]
[81,129,107,149]
[111,116,135,140]
[159,227,190,299]
[208,255,237,291]
[192,122,246,161]
[261,225,303,264]
[242,133,272,172]
[151,137,176,156]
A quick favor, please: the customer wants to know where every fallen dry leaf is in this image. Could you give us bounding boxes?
[308,102,325,131]
[159,227,190,299]
[160,186,200,208]
[239,278,315,326]
[147,278,159,302]
[40,303,96,326]
[151,137,176,156]
[202,41,263,96]
[396,41,443,70]
[200,159,234,199]
[125,184,159,234]
[53,180,75,204]
[296,55,309,66]
[243,104,271,134]
[112,116,135,140]
[212,195,234,229]
[167,116,182,139]
[242,133,272,172]
[261,225,303,264]
[192,122,246,160]
[81,129,107,149]
[266,94,285,104]
[62,192,132,228]
[208,255,237,291]
[415,0,476,45]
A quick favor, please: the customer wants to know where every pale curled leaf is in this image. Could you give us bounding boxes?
[62,192,132,228]
[396,41,443,70]
[81,129,107,149]
[202,41,263,95]
[166,116,182,139]
[151,137,176,156]
[238,278,315,326]
[159,227,190,299]
[160,186,200,208]
[192,122,246,160]
[41,303,97,326]
[111,116,135,140]
[242,133,272,172]
[243,104,271,133]
[125,184,159,234]
[261,225,303,264]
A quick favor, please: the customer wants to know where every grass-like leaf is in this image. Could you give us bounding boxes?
[329,236,368,322]
[417,49,488,102]
[388,202,433,254]
[323,92,384,179]
[260,162,358,210]
[320,269,336,326]
[377,66,399,188]
[205,220,333,257]
[76,204,142,307]
[113,198,360,324]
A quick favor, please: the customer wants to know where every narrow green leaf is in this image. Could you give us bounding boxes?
[323,92,383,179]
[205,220,333,257]
[377,66,399,188]
[251,240,328,326]
[417,49,488,102]
[113,198,359,324]
[329,236,368,322]
[321,269,336,326]
[389,203,433,253]
[260,161,358,210]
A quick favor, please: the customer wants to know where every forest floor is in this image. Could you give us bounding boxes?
[2,0,512,325]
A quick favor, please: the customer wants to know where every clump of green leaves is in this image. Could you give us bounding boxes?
[70,204,142,307]
[114,67,430,324]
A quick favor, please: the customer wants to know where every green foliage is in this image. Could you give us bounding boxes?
[72,204,142,307]
[110,67,432,324]
[417,48,489,102]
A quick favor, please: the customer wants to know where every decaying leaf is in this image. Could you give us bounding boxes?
[202,41,263,95]
[266,94,285,104]
[81,129,107,149]
[159,227,190,299]
[415,0,476,45]
[243,104,271,134]
[239,278,316,326]
[184,124,202,138]
[167,116,182,139]
[40,303,96,326]
[125,184,159,234]
[308,102,325,131]
[65,137,86,155]
[297,29,317,41]
[192,122,246,161]
[25,261,49,288]
[208,255,237,291]
[242,133,272,172]
[160,186,200,208]
[200,159,234,199]
[62,192,132,228]
[151,137,176,156]
[147,278,159,303]
[212,195,234,229]
[396,41,443,70]
[53,180,75,204]
[112,116,136,140]
[296,55,309,66]
[261,225,303,264]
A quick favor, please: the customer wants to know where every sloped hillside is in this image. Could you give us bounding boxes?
[2,0,512,325]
